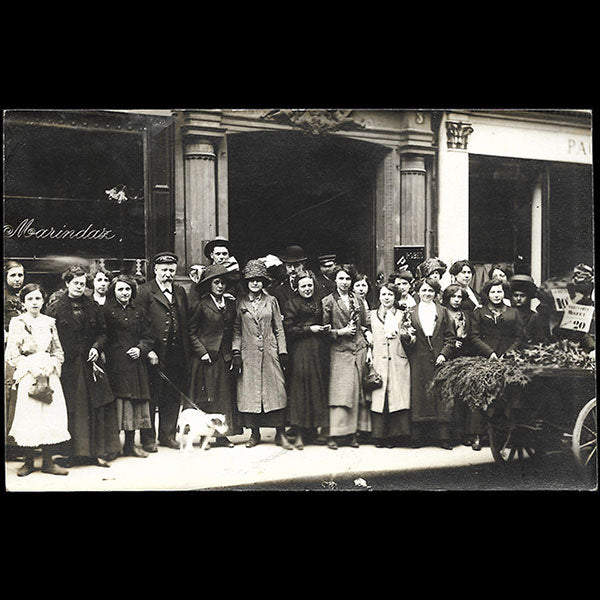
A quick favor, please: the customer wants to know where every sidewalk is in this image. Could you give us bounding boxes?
[4,429,498,492]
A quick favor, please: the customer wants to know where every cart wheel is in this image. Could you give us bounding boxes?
[488,420,537,464]
[572,398,597,482]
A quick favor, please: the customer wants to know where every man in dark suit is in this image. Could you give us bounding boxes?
[137,252,191,451]
[268,245,308,308]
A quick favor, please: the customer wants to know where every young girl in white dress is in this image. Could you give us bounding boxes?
[6,284,71,476]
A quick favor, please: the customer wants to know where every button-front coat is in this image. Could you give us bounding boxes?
[321,291,370,409]
[470,304,524,358]
[102,298,154,399]
[135,279,191,366]
[406,302,456,422]
[369,308,412,414]
[232,292,288,414]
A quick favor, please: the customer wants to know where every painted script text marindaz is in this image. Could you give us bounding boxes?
[4,219,116,240]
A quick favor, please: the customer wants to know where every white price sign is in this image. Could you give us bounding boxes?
[560,303,595,333]
[550,288,572,312]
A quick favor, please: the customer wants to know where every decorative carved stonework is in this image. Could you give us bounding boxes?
[261,109,365,135]
[184,140,216,161]
[445,121,474,149]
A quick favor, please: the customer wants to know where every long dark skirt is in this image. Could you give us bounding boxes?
[189,351,242,436]
[371,393,410,440]
[287,337,329,429]
[240,408,286,428]
[60,358,121,459]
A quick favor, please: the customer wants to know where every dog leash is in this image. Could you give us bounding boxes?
[155,364,205,413]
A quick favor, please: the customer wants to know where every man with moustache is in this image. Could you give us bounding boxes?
[137,252,191,451]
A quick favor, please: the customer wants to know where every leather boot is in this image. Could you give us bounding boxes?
[17,457,36,477]
[275,428,294,451]
[41,458,69,475]
[294,431,304,450]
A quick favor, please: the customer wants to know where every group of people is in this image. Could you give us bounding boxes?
[4,238,595,477]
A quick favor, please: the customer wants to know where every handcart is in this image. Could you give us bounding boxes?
[486,366,596,481]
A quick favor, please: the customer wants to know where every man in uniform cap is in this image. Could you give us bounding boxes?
[137,252,191,451]
[313,253,339,300]
[268,245,308,308]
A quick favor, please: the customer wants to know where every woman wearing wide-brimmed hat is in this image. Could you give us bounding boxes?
[232,259,293,449]
[188,264,242,448]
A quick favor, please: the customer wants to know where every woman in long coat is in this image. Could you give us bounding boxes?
[188,264,242,448]
[103,275,155,458]
[322,264,372,450]
[282,270,330,449]
[232,259,293,449]
[406,277,457,449]
[369,282,415,448]
[6,283,71,476]
[46,265,121,467]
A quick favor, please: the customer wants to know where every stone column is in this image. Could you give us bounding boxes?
[400,155,426,246]
[183,138,217,267]
[530,174,543,309]
[437,116,472,283]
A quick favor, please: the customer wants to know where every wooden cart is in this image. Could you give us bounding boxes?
[486,367,596,482]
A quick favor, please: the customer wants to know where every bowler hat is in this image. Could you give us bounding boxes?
[154,252,178,265]
[280,245,307,263]
[204,236,232,260]
[243,259,270,281]
[509,274,537,298]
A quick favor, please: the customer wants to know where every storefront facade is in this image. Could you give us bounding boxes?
[3,108,593,293]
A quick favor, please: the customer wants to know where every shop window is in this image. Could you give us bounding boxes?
[548,163,593,277]
[4,122,146,266]
[469,155,536,270]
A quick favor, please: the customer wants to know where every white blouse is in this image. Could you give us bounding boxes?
[418,301,437,337]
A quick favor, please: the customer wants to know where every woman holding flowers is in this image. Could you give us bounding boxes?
[369,282,415,448]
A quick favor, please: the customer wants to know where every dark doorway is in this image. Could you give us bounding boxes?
[227,131,385,278]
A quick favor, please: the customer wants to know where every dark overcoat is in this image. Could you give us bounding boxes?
[189,295,236,362]
[102,297,153,399]
[135,279,191,366]
[406,302,456,422]
[45,293,120,458]
[470,304,524,358]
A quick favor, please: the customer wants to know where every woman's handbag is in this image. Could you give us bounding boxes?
[363,363,383,391]
[29,375,54,404]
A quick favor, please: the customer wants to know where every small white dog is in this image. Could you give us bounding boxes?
[177,408,229,451]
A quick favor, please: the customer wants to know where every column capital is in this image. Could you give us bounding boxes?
[184,139,216,161]
[445,121,474,150]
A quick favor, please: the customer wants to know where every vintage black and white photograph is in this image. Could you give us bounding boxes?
[3,108,596,492]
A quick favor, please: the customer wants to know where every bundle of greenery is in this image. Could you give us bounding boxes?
[429,341,595,413]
